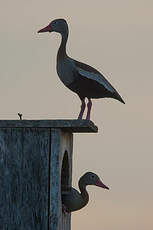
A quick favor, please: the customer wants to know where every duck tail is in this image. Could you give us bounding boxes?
[115,93,125,104]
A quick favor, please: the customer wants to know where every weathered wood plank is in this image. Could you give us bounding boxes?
[0,128,50,230]
[0,120,95,230]
[0,120,98,133]
[50,129,73,230]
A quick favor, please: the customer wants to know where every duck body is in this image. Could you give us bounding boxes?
[61,172,109,213]
[62,187,88,212]
[38,19,125,120]
[65,59,123,101]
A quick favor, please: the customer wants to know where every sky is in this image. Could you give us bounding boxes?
[0,0,153,229]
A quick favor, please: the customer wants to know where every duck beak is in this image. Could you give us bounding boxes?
[38,25,52,33]
[96,179,109,190]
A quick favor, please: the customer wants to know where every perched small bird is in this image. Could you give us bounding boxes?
[38,19,125,120]
[61,172,109,213]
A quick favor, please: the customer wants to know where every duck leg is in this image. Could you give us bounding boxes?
[86,98,92,120]
[78,98,86,119]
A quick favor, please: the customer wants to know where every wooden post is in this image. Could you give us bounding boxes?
[0,120,97,230]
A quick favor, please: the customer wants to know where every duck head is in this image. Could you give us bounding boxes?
[38,18,68,34]
[80,172,109,190]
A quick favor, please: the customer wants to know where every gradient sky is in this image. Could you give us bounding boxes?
[0,1,153,229]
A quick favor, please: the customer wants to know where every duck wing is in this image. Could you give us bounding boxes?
[68,59,125,103]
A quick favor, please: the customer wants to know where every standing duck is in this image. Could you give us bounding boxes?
[61,172,109,212]
[38,19,125,120]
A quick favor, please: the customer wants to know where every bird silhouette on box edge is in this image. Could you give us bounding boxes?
[61,172,109,213]
[38,19,125,120]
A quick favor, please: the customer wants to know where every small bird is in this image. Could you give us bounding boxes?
[38,19,125,120]
[61,172,109,213]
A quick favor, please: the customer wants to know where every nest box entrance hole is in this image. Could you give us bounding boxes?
[61,151,69,189]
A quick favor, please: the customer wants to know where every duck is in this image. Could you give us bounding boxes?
[38,19,125,120]
[61,172,109,213]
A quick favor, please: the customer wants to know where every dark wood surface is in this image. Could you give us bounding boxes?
[0,120,97,229]
[0,128,50,230]
[0,120,98,133]
[50,129,72,230]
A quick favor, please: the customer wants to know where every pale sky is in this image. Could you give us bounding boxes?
[0,1,153,229]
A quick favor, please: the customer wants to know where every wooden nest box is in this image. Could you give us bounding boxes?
[0,120,97,230]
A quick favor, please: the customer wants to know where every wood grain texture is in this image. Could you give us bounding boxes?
[0,120,93,230]
[50,129,73,230]
[0,128,50,230]
[0,120,98,133]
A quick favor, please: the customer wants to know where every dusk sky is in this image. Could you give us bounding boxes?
[0,1,153,229]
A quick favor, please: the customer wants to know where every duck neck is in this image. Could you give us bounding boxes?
[57,31,68,59]
[79,180,89,205]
